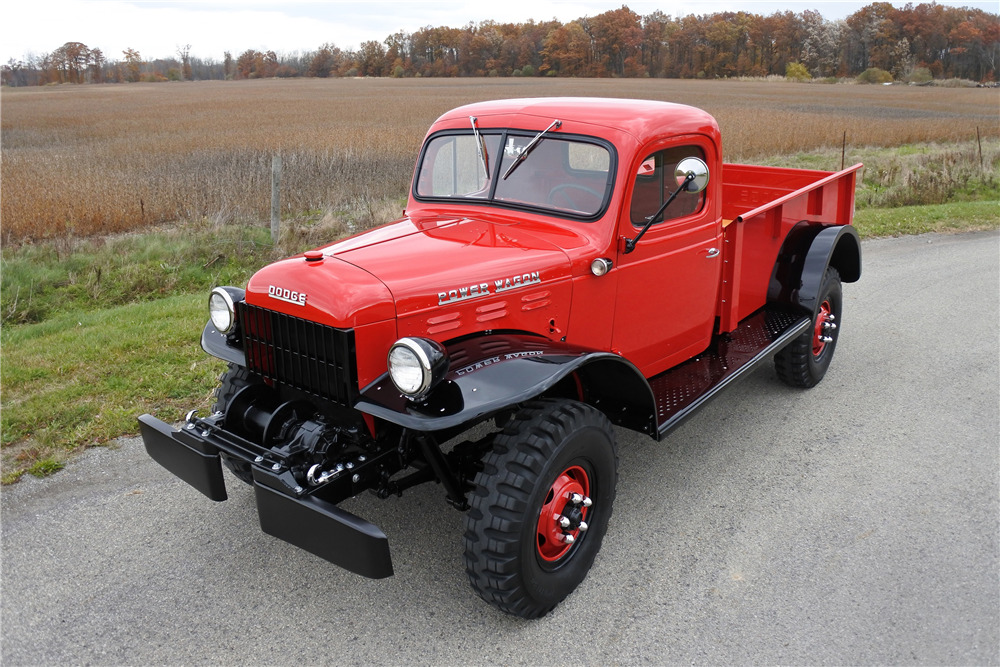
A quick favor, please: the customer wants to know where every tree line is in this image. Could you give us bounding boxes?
[3,3,998,86]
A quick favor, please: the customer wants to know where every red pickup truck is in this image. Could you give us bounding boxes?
[139,97,862,618]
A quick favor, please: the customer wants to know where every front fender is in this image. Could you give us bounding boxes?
[201,320,246,367]
[355,333,656,434]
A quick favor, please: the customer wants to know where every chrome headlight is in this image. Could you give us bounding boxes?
[387,337,448,399]
[209,287,237,334]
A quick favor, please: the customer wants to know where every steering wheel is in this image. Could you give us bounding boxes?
[547,183,604,211]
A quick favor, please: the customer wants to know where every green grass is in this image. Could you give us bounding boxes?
[1,222,276,326]
[756,139,1000,209]
[1,294,228,483]
[854,200,999,238]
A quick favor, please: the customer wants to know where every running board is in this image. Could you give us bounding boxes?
[652,308,810,440]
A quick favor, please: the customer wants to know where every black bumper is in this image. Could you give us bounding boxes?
[137,414,393,579]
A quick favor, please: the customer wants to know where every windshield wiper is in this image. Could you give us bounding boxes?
[469,116,489,180]
[502,119,562,180]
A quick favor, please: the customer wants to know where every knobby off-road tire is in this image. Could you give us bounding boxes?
[212,363,259,485]
[463,399,619,618]
[775,266,843,388]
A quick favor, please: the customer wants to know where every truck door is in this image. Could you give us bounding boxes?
[612,141,722,378]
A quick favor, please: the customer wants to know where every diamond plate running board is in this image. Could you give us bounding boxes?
[651,307,810,440]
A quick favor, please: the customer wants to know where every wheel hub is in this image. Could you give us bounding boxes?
[537,466,591,562]
[812,300,836,357]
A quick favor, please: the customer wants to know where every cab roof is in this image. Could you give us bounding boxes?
[433,97,720,144]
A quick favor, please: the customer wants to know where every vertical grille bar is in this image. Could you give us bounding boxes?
[237,302,359,405]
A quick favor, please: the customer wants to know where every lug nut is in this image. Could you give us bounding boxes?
[578,521,589,532]
[557,516,571,529]
[562,534,576,544]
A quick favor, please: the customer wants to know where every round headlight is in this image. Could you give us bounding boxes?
[209,287,236,334]
[387,337,448,399]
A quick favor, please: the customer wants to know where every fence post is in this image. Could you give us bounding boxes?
[271,154,282,243]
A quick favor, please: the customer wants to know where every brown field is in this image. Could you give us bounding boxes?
[2,77,998,242]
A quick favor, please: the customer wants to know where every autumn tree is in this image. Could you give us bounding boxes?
[357,40,387,76]
[177,44,192,80]
[308,44,343,77]
[802,10,845,77]
[121,48,142,82]
[583,7,645,76]
[235,49,278,78]
[50,42,92,83]
[542,21,591,76]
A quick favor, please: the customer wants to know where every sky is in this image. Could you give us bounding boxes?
[3,0,998,64]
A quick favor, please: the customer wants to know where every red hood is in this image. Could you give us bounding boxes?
[245,254,395,328]
[245,215,578,331]
[334,216,574,319]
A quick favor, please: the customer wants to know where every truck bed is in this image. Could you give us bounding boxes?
[717,162,862,331]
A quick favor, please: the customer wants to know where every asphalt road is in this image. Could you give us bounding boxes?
[3,231,998,665]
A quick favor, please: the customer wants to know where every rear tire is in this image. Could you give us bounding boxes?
[212,363,258,485]
[775,267,843,388]
[463,399,618,618]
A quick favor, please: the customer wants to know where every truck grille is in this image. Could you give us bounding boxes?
[238,303,359,406]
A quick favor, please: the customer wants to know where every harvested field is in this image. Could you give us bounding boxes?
[2,78,998,241]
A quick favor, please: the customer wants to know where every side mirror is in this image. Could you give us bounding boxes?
[675,157,710,193]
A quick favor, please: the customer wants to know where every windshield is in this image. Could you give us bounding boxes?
[414,130,613,219]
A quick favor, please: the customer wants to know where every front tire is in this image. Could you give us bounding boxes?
[212,363,259,485]
[463,399,618,618]
[775,266,843,388]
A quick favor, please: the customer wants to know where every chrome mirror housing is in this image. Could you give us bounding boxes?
[675,157,710,193]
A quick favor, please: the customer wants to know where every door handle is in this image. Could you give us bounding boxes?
[706,247,720,258]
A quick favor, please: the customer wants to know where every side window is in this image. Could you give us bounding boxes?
[630,145,706,226]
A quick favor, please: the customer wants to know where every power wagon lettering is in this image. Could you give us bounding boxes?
[438,271,542,305]
[139,97,862,621]
[454,350,545,376]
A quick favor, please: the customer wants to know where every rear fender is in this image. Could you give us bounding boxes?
[768,222,861,316]
[356,333,656,435]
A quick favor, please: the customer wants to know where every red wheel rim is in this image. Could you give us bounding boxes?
[812,300,833,357]
[536,465,590,562]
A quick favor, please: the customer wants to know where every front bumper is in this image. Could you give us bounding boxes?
[137,414,393,579]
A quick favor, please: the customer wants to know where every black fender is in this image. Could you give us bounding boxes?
[768,222,861,316]
[201,320,246,367]
[200,286,247,367]
[355,333,657,435]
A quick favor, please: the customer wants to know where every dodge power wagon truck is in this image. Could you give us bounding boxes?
[139,97,862,618]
